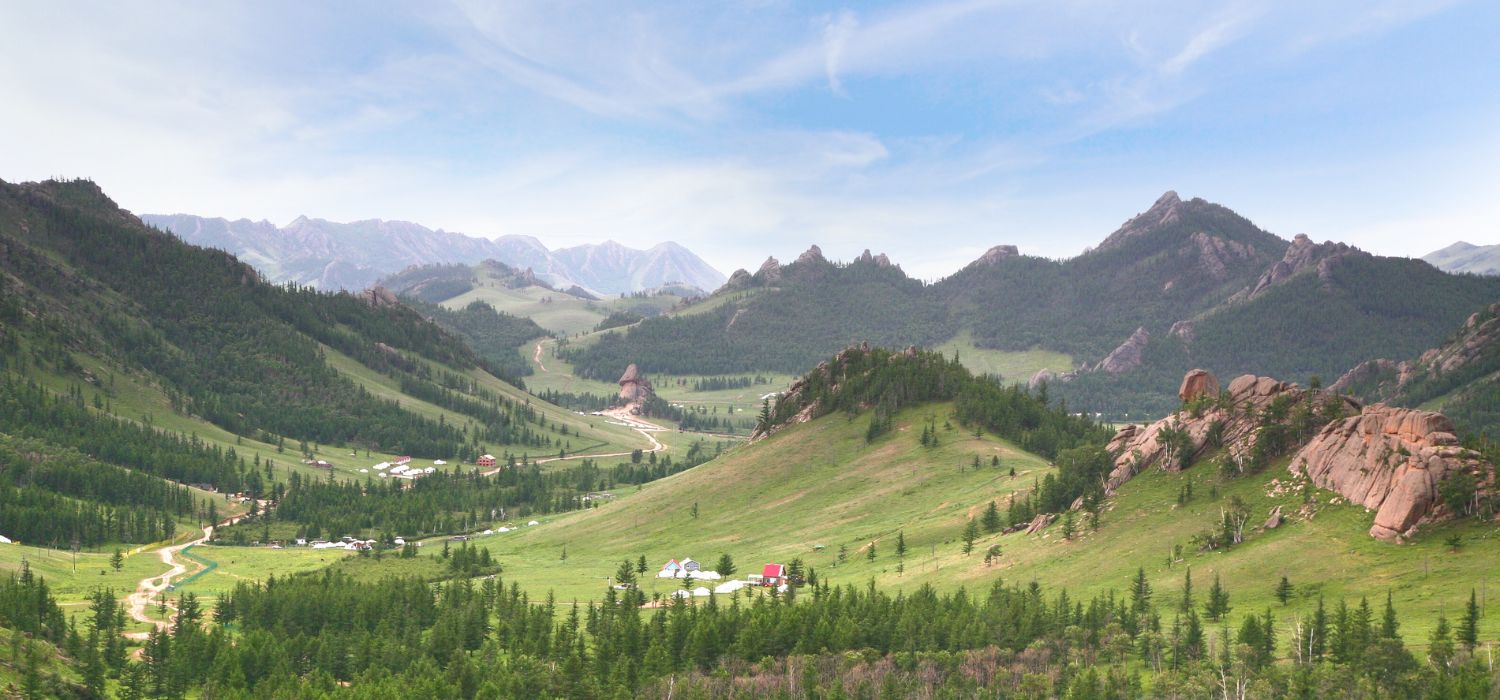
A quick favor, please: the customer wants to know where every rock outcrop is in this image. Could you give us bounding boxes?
[618,364,655,414]
[1106,370,1490,541]
[1188,232,1257,281]
[1332,302,1500,404]
[1178,369,1219,403]
[755,256,783,284]
[1094,328,1150,374]
[856,249,895,268]
[359,286,399,308]
[974,245,1020,266]
[1240,234,1357,300]
[1292,406,1489,540]
[795,245,826,266]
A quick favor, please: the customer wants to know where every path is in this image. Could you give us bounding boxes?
[123,517,238,642]
[482,407,668,475]
[533,341,549,373]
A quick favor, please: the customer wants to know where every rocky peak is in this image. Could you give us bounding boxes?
[618,363,655,414]
[1187,232,1255,281]
[1096,191,1185,251]
[856,249,896,268]
[755,256,783,284]
[795,245,826,265]
[974,245,1020,266]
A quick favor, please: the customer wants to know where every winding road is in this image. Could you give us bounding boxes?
[533,341,549,373]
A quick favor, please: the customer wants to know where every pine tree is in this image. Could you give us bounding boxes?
[1204,573,1230,621]
[1430,613,1455,670]
[866,542,876,561]
[895,531,907,559]
[1275,576,1293,605]
[962,519,979,554]
[981,501,1002,533]
[110,549,124,572]
[1310,596,1328,660]
[1381,591,1400,640]
[715,553,737,577]
[1180,566,1194,614]
[636,555,647,575]
[1130,567,1152,614]
[1459,589,1480,651]
[1060,511,1076,541]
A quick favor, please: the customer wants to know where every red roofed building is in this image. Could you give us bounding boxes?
[761,563,785,587]
[392,456,412,465]
[476,454,497,468]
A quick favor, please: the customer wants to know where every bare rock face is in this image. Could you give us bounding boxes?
[1178,369,1219,403]
[1029,369,1056,390]
[1025,512,1056,535]
[1094,328,1150,374]
[1188,232,1255,281]
[360,286,399,308]
[618,364,655,413]
[1104,372,1357,493]
[1292,405,1489,540]
[1169,320,1196,344]
[856,249,896,268]
[1243,234,1357,300]
[755,256,783,284]
[1097,191,1183,251]
[1263,505,1283,530]
[975,245,1020,266]
[724,268,753,289]
[795,245,826,265]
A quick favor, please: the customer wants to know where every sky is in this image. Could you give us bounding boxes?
[1,0,1497,280]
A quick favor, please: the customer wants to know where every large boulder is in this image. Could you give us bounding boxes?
[1178,369,1219,403]
[1292,404,1488,540]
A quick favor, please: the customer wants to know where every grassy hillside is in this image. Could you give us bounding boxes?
[492,404,1500,647]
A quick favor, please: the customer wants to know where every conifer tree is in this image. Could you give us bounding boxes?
[1131,567,1152,614]
[1429,613,1455,671]
[981,501,1002,533]
[895,531,907,559]
[1381,591,1400,640]
[1275,576,1292,605]
[1459,589,1480,651]
[1204,573,1230,621]
[962,519,979,553]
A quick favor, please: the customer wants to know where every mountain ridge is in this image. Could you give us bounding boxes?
[143,212,726,296]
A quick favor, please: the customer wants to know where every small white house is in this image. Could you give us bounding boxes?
[681,558,701,572]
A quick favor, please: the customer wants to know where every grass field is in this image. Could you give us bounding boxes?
[489,404,1500,649]
[171,545,354,599]
[933,330,1075,383]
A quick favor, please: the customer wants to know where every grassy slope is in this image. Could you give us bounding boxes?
[492,404,1500,648]
[932,329,1075,383]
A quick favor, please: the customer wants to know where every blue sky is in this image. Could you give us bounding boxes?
[1,0,1496,279]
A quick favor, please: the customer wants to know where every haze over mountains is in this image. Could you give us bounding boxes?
[1424,241,1500,276]
[142,213,727,296]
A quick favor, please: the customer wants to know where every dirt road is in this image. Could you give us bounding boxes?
[482,407,667,475]
[533,341,549,373]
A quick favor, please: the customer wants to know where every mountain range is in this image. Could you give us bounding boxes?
[141,213,726,296]
[562,191,1500,420]
[1423,241,1500,276]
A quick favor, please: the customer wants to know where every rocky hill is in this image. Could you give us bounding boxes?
[1107,370,1491,540]
[143,213,725,295]
[1424,241,1500,276]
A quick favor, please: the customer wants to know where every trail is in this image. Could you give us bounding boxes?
[533,341,549,373]
[123,517,238,643]
[482,407,667,475]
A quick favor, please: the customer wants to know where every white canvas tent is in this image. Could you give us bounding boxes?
[714,580,747,594]
[691,586,712,597]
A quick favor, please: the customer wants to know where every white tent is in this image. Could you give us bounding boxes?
[527,520,540,526]
[670,589,692,598]
[433,460,447,465]
[714,580,747,594]
[0,535,12,544]
[497,527,511,533]
[692,586,712,597]
[688,571,722,581]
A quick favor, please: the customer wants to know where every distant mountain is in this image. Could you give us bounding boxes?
[141,213,726,295]
[1423,241,1500,276]
[562,192,1500,417]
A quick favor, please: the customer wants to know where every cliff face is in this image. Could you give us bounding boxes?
[1106,370,1490,541]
